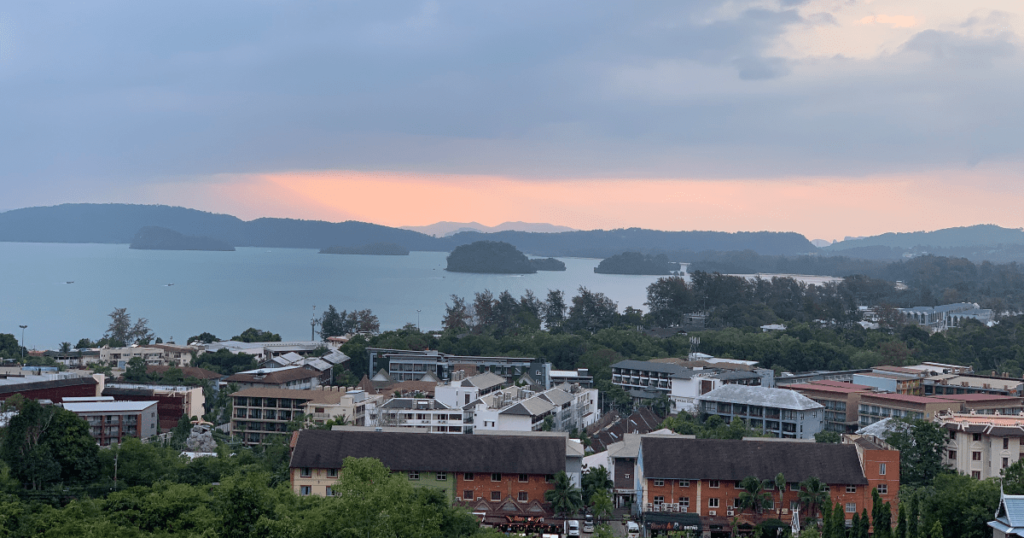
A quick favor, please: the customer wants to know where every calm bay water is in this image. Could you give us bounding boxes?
[0,243,662,350]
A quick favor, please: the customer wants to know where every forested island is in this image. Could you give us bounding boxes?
[128,226,234,251]
[319,242,410,255]
[594,252,679,275]
[445,241,564,273]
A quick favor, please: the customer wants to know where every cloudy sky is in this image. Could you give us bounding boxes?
[1,0,1021,240]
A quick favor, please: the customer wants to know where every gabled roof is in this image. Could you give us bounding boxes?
[993,490,1024,532]
[699,385,824,411]
[540,388,573,407]
[641,437,869,485]
[465,372,505,390]
[225,367,320,385]
[290,429,566,475]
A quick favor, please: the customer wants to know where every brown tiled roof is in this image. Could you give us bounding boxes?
[225,367,319,385]
[641,437,869,485]
[289,429,566,475]
[230,387,347,405]
[861,393,959,405]
[147,365,223,380]
[588,407,662,453]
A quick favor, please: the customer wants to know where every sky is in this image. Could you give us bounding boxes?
[1,0,1022,241]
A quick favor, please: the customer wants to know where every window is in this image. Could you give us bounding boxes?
[790,483,800,492]
[325,486,333,496]
[1006,439,1011,450]
[437,472,447,481]
[766,500,774,510]
[653,496,664,506]
[519,474,529,483]
[463,490,473,500]
[408,471,420,480]
[973,433,982,441]
[846,503,856,513]
[734,481,743,490]
[300,468,311,478]
[328,468,338,478]
[823,485,830,492]
[491,491,500,501]
[878,484,888,494]
[973,452,982,461]
[680,497,690,507]
[679,480,690,487]
[518,491,529,502]
[654,479,665,487]
[972,471,981,479]
[949,450,957,460]
[300,486,311,496]
[491,473,502,482]
[708,498,720,508]
[464,473,474,481]
[879,463,886,476]
[546,474,555,483]
[846,486,857,493]
[764,482,774,491]
[625,474,630,479]
[1005,458,1010,469]
[708,480,720,488]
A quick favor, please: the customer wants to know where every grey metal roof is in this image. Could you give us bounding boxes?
[612,360,686,375]
[540,388,573,407]
[997,492,1024,529]
[699,385,823,410]
[501,396,554,417]
[62,401,158,413]
[467,372,506,390]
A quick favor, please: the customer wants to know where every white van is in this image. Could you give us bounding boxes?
[626,521,640,538]
[566,519,581,537]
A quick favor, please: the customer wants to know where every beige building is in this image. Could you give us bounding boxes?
[937,412,1024,480]
[230,386,381,445]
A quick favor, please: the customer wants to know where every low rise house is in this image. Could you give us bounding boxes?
[636,435,899,535]
[62,399,159,445]
[201,340,324,361]
[698,385,825,439]
[937,411,1024,479]
[374,398,466,433]
[434,371,507,409]
[783,381,876,434]
[899,302,994,331]
[231,386,380,445]
[289,428,581,531]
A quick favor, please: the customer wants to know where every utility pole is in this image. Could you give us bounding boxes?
[416,310,421,332]
[18,325,27,360]
[310,305,320,341]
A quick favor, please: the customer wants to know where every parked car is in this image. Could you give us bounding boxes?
[583,514,594,533]
[565,519,581,537]
[626,521,640,538]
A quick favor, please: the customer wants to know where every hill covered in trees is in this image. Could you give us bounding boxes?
[445,241,564,273]
[129,226,234,251]
[594,252,680,275]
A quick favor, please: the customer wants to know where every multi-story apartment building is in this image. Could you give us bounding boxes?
[857,393,960,426]
[225,366,324,391]
[924,373,1023,397]
[938,411,1024,480]
[853,367,924,396]
[783,381,876,434]
[374,398,466,433]
[611,359,770,413]
[698,385,825,439]
[465,383,599,434]
[288,428,583,532]
[367,348,543,385]
[230,386,379,445]
[636,435,900,535]
[0,372,101,403]
[103,383,206,431]
[434,371,507,409]
[939,394,1024,415]
[61,399,159,445]
[775,369,872,387]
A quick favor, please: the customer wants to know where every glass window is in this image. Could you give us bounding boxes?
[680,497,690,507]
[653,496,664,506]
[328,468,338,478]
[463,490,473,500]
[300,486,311,496]
[518,491,528,502]
[654,479,664,487]
[879,463,886,475]
[325,486,333,496]
[948,450,956,460]
[464,473,474,481]
[491,491,500,501]
[300,468,311,478]
[492,473,502,482]
[846,486,856,493]
[708,480,720,488]
[519,474,528,483]
[973,452,982,461]
[437,472,447,481]
[846,503,856,513]
[1006,439,1011,450]
[878,484,888,494]
[409,471,419,480]
[708,498,720,508]
[972,471,981,479]
[679,480,690,487]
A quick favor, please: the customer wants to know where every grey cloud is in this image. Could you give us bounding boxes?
[902,29,1016,64]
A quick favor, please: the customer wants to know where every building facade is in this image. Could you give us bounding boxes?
[937,412,1024,480]
[857,394,959,427]
[783,381,876,434]
[230,386,379,445]
[103,383,206,431]
[61,399,159,445]
[698,385,825,439]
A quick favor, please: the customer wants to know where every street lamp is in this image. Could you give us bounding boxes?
[416,310,421,332]
[18,325,27,360]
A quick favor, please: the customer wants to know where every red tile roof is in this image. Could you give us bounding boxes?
[936,393,1023,402]
[861,393,959,405]
[811,380,875,390]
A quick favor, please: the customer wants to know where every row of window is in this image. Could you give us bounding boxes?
[298,469,549,483]
[463,491,532,502]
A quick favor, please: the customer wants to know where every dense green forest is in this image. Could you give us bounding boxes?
[445,241,538,274]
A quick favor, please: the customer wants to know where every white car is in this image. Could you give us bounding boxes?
[626,521,640,538]
[566,519,581,537]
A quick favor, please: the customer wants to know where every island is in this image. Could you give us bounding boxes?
[594,252,680,275]
[319,243,410,256]
[128,226,234,251]
[446,241,564,273]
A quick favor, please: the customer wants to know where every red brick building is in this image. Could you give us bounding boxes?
[289,428,581,533]
[0,374,100,404]
[637,436,899,537]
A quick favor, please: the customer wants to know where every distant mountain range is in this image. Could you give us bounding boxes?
[0,203,828,258]
[401,221,575,237]
[822,224,1024,263]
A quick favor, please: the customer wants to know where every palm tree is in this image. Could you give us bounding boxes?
[582,465,614,506]
[775,472,786,519]
[798,477,830,525]
[545,471,584,518]
[737,476,772,517]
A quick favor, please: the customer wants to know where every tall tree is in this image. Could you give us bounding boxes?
[737,476,772,516]
[441,295,471,333]
[907,494,919,538]
[105,307,154,346]
[566,287,618,333]
[798,477,830,523]
[0,398,99,490]
[543,289,567,331]
[885,418,949,486]
[645,276,697,327]
[896,502,907,538]
[320,305,349,339]
[473,290,496,330]
[231,328,281,343]
[775,473,786,519]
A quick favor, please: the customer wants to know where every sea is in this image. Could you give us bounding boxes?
[0,243,842,351]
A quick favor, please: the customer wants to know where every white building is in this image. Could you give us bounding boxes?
[466,383,599,434]
[373,398,467,433]
[937,411,1024,480]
